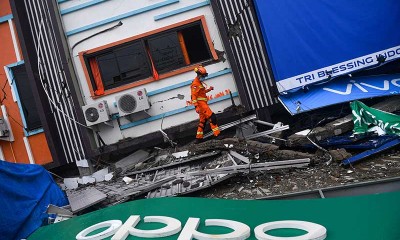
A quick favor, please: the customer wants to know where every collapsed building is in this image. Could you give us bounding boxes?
[6,0,400,171]
[2,1,400,239]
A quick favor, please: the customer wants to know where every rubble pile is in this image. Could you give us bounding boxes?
[59,99,400,215]
[198,152,400,199]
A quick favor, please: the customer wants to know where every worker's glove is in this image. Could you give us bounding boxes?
[209,86,214,91]
[195,106,200,113]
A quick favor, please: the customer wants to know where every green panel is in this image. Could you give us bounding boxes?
[352,100,400,135]
[29,191,400,239]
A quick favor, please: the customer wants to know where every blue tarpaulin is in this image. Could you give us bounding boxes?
[254,0,400,93]
[0,161,68,240]
[279,74,400,115]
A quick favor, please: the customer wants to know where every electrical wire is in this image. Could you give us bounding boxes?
[37,59,90,129]
[7,113,26,131]
[71,21,123,51]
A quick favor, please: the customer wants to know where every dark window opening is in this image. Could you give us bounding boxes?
[85,20,214,93]
[180,25,212,63]
[12,64,42,131]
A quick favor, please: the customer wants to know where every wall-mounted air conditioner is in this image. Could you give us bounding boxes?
[82,100,111,126]
[115,88,151,117]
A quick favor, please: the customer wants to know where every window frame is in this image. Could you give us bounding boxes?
[94,40,153,90]
[79,16,218,98]
[6,61,44,136]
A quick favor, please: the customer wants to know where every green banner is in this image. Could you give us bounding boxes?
[351,100,400,135]
[28,191,400,240]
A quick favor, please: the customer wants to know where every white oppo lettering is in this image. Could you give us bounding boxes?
[76,216,327,240]
[323,78,400,95]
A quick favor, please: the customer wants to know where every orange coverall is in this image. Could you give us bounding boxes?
[191,76,220,139]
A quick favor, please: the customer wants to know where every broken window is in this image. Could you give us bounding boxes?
[84,20,213,95]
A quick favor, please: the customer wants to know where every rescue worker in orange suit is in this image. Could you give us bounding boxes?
[191,65,220,142]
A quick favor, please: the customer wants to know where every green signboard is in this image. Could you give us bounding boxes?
[352,100,400,135]
[29,191,400,239]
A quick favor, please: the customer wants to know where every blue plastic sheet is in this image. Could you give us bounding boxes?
[254,0,400,93]
[0,161,68,240]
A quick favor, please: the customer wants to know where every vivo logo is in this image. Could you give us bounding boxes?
[76,215,327,240]
[323,78,400,95]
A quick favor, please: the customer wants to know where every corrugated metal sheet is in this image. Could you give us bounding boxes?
[212,0,278,110]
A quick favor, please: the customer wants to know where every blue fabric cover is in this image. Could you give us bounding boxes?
[254,0,400,92]
[0,161,68,240]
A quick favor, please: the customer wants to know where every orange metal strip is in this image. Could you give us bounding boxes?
[178,31,190,65]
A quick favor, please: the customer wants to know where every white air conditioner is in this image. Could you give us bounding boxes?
[82,100,111,126]
[115,88,151,117]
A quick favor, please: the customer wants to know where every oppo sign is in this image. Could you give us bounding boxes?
[76,215,327,240]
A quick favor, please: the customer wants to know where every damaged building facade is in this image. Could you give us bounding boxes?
[4,1,400,238]
[7,0,400,172]
[0,0,53,165]
[9,0,279,170]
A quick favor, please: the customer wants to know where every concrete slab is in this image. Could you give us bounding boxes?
[67,187,107,213]
[114,149,150,173]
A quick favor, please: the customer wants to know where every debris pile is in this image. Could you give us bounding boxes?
[58,98,400,216]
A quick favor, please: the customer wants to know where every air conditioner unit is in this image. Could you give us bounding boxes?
[82,100,111,127]
[115,88,151,117]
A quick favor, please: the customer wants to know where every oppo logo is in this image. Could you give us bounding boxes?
[323,78,400,95]
[76,215,327,240]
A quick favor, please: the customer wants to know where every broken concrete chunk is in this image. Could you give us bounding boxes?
[329,149,352,162]
[172,150,189,159]
[104,173,114,181]
[81,176,96,185]
[182,181,190,188]
[123,176,133,184]
[64,178,79,190]
[92,168,109,182]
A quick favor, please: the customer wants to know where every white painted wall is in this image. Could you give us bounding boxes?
[59,0,240,146]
